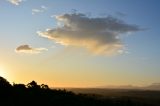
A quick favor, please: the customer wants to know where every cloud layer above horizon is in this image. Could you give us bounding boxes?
[15,44,47,54]
[38,13,140,55]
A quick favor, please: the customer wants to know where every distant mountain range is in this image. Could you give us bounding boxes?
[100,83,160,91]
[143,83,160,90]
[55,83,160,91]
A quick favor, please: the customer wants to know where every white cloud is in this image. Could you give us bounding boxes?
[41,5,47,10]
[37,13,140,55]
[15,44,47,54]
[7,0,23,5]
[32,5,47,15]
[32,9,43,15]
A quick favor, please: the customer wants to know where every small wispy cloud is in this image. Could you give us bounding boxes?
[41,5,47,10]
[32,5,47,15]
[37,13,141,55]
[7,0,24,5]
[15,44,47,54]
[32,9,43,15]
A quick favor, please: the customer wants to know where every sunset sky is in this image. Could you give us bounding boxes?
[0,0,160,87]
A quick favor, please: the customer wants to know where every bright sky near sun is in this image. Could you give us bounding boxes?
[0,0,160,87]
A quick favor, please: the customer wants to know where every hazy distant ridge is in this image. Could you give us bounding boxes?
[97,83,160,90]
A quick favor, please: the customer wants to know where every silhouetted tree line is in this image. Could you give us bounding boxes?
[0,76,158,106]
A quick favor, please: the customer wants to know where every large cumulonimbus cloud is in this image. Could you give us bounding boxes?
[37,13,140,55]
[15,44,47,54]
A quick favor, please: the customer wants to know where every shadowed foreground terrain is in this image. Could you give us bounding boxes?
[0,76,160,106]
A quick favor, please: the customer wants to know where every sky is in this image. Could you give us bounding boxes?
[0,0,160,87]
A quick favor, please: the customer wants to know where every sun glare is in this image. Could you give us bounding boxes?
[0,67,6,78]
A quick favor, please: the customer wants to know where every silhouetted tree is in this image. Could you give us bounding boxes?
[0,76,12,95]
[27,80,40,89]
[13,83,26,89]
[40,84,49,89]
[0,76,11,88]
[0,76,158,106]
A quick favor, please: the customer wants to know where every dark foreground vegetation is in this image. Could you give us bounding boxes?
[0,76,160,106]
